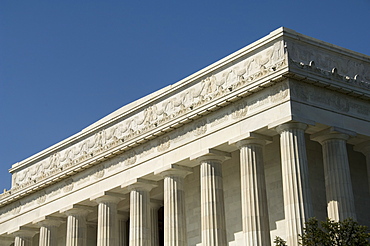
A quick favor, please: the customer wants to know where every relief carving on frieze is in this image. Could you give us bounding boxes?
[157,136,171,152]
[0,81,292,217]
[287,41,370,88]
[291,81,370,118]
[9,40,287,194]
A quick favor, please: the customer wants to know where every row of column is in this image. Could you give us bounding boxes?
[9,122,369,246]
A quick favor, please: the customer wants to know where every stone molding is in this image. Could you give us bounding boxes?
[229,132,273,146]
[2,37,288,205]
[122,178,158,192]
[0,81,291,222]
[154,164,193,178]
[1,27,370,212]
[190,148,231,162]
[310,126,356,143]
[90,191,125,204]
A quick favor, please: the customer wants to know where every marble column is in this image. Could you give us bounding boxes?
[312,131,356,221]
[0,236,14,246]
[62,207,90,246]
[236,138,270,246]
[36,218,62,246]
[191,150,230,246]
[118,212,129,246]
[123,179,157,246]
[12,229,38,246]
[354,141,370,195]
[150,200,162,246]
[276,123,313,246]
[91,194,122,246]
[155,164,192,246]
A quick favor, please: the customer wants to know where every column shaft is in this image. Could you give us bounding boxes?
[96,197,120,246]
[150,202,162,246]
[130,189,151,246]
[164,175,187,246]
[200,159,227,246]
[38,220,61,246]
[320,135,356,221]
[66,210,88,246]
[277,123,313,246]
[14,236,32,246]
[238,140,270,245]
[118,213,129,246]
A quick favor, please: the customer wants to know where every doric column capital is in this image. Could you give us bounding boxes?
[9,227,39,238]
[90,191,125,204]
[276,122,307,133]
[122,178,158,192]
[33,216,64,228]
[190,148,231,163]
[310,127,356,144]
[354,140,370,155]
[60,204,92,217]
[154,164,192,178]
[229,132,273,148]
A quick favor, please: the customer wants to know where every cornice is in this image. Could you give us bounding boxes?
[9,27,286,173]
[2,27,370,206]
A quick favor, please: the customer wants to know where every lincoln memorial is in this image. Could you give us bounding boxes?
[0,27,369,246]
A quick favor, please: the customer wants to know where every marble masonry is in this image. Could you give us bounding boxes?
[0,27,369,246]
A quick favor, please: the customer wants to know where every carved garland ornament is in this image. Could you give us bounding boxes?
[3,41,288,198]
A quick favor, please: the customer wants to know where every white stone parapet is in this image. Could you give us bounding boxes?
[1,27,370,246]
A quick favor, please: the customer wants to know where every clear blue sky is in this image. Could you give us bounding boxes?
[1,0,369,190]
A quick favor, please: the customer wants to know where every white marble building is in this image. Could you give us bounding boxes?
[0,27,369,246]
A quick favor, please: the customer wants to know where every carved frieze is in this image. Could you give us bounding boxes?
[6,40,287,196]
[291,81,370,119]
[0,81,292,219]
[287,41,370,88]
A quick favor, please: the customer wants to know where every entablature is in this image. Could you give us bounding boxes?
[1,27,369,207]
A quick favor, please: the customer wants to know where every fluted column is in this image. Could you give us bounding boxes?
[12,229,38,246]
[35,218,62,246]
[276,122,313,246]
[61,206,90,246]
[354,141,370,195]
[312,131,356,221]
[155,164,192,246]
[122,179,157,246]
[0,236,14,246]
[118,212,129,246]
[236,138,270,246]
[91,194,122,246]
[150,200,162,246]
[191,149,230,246]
